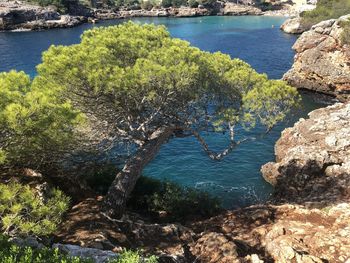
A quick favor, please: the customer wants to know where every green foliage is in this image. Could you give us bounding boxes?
[197,0,215,7]
[0,182,70,237]
[141,0,160,10]
[27,0,68,13]
[0,70,83,170]
[128,176,222,221]
[34,22,299,149]
[113,0,141,9]
[301,0,350,27]
[188,0,198,8]
[160,0,186,7]
[85,164,119,194]
[0,235,157,263]
[340,19,350,44]
[116,250,158,263]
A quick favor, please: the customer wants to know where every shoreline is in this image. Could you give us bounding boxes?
[0,2,298,32]
[1,12,291,33]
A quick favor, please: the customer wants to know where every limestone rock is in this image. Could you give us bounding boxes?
[222,3,262,16]
[190,232,240,263]
[261,102,350,204]
[0,1,85,31]
[280,17,309,34]
[283,15,350,101]
[52,244,118,263]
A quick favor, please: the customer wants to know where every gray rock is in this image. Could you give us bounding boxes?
[280,17,309,34]
[261,102,350,204]
[283,15,350,101]
[52,243,118,263]
[0,1,85,31]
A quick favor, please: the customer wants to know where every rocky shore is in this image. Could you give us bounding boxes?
[0,0,314,31]
[283,15,350,101]
[0,1,87,31]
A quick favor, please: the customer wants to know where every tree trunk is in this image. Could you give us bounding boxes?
[104,127,175,218]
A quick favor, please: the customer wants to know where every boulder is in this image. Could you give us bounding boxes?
[283,15,350,101]
[280,17,309,34]
[222,3,262,16]
[261,102,350,204]
[52,244,118,263]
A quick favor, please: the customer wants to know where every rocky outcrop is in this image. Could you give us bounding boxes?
[256,102,350,262]
[283,15,350,101]
[222,3,262,16]
[280,17,309,34]
[52,244,118,263]
[262,102,350,204]
[190,203,350,263]
[0,1,85,31]
[95,7,211,19]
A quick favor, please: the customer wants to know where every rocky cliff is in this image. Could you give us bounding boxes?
[0,1,85,31]
[283,15,350,101]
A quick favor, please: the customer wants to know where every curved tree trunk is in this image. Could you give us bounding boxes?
[104,127,175,218]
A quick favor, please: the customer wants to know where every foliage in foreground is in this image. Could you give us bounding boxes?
[301,0,350,27]
[0,182,70,237]
[0,70,83,171]
[0,235,158,263]
[128,176,222,221]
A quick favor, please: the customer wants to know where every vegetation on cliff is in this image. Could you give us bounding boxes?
[301,0,350,27]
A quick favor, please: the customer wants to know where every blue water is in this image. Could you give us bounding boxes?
[0,16,328,208]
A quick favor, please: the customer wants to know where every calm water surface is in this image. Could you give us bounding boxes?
[0,16,329,208]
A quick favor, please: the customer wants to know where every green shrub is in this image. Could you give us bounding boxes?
[127,176,222,222]
[340,19,350,44]
[85,163,119,195]
[301,0,350,27]
[188,0,198,8]
[0,182,70,237]
[0,234,91,263]
[116,250,158,263]
[0,235,158,263]
[27,0,68,13]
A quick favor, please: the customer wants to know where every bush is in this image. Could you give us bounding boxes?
[301,0,350,27]
[188,0,199,8]
[141,0,154,10]
[0,182,70,237]
[85,163,119,195]
[27,0,68,13]
[127,176,222,222]
[340,19,350,45]
[0,235,158,263]
[0,70,83,172]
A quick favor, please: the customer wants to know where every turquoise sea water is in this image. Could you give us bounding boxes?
[0,16,329,208]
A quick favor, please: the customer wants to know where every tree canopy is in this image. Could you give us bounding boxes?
[3,22,299,217]
[0,70,83,170]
